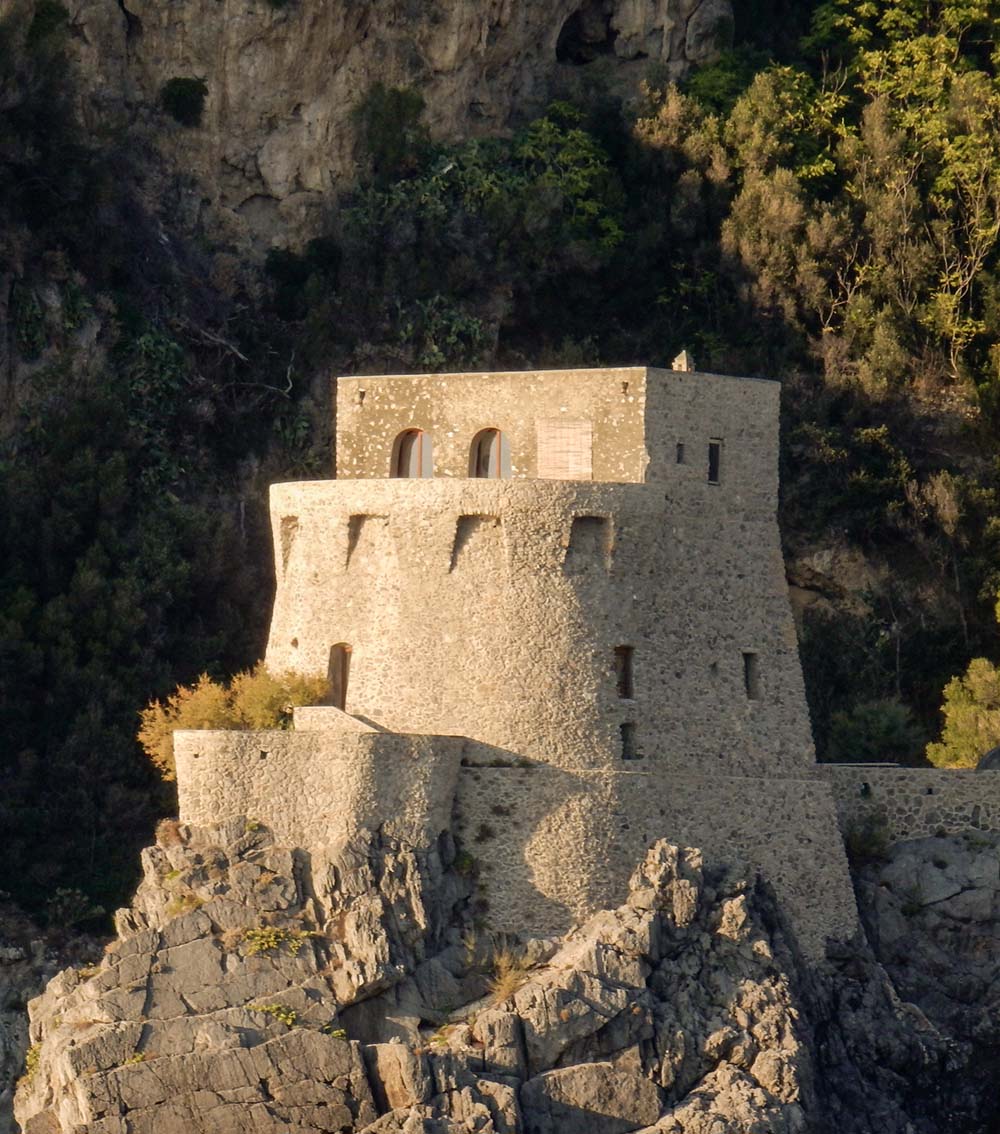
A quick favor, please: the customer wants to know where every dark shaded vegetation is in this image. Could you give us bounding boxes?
[0,2,312,918]
[4,0,1000,918]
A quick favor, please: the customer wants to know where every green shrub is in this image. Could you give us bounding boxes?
[138,665,328,780]
[352,83,429,183]
[251,1003,298,1027]
[241,926,317,957]
[45,887,104,930]
[20,1043,42,1087]
[161,77,208,127]
[826,700,925,765]
[13,283,45,358]
[26,0,67,50]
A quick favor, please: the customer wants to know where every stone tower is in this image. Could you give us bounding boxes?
[176,366,860,957]
[265,366,814,778]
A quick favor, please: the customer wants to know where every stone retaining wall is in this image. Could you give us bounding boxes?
[821,765,1000,842]
[455,766,857,959]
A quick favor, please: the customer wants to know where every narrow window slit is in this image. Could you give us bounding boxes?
[614,646,634,699]
[328,643,352,711]
[708,439,722,484]
[742,651,760,700]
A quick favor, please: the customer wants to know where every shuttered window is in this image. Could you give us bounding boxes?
[536,419,593,480]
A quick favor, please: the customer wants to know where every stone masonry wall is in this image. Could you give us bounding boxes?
[454,766,857,959]
[821,766,1000,843]
[173,728,464,848]
[335,368,649,482]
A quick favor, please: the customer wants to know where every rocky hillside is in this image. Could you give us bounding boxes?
[12,821,1000,1134]
[66,0,734,249]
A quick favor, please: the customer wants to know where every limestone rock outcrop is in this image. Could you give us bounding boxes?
[853,832,1000,1126]
[65,0,733,248]
[14,818,470,1133]
[14,825,999,1133]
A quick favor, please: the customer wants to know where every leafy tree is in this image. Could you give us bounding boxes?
[927,656,1000,766]
[352,84,430,184]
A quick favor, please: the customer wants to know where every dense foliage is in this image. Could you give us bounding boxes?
[0,1,313,917]
[6,0,1000,918]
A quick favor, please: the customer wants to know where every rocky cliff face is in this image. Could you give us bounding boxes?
[14,821,1000,1134]
[0,903,101,1134]
[66,0,733,249]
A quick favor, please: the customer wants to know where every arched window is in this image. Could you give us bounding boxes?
[469,428,511,478]
[327,643,352,711]
[391,430,433,478]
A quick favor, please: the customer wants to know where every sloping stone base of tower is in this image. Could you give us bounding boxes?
[174,715,857,960]
[455,766,856,958]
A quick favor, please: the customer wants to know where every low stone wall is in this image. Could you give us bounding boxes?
[455,767,857,960]
[821,765,1000,842]
[173,728,464,848]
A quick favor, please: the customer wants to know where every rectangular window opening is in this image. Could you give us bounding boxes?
[676,442,685,464]
[742,651,760,700]
[614,646,634,699]
[620,722,639,760]
[708,439,722,484]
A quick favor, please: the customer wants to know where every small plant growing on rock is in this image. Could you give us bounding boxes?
[20,1044,42,1086]
[161,77,209,127]
[241,926,317,957]
[486,948,531,1005]
[252,1003,298,1028]
[164,892,203,919]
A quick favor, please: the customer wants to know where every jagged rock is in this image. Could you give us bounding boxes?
[640,1063,806,1133]
[0,902,100,1134]
[851,832,1000,1125]
[15,819,468,1133]
[15,831,1000,1133]
[366,1043,433,1110]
